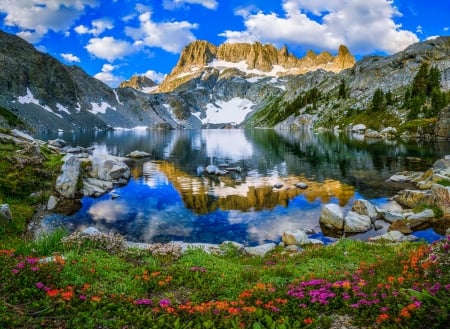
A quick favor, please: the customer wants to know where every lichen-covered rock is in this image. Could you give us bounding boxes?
[393,189,434,208]
[351,199,379,220]
[431,184,450,217]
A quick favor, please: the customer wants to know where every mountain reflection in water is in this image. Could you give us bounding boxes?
[40,129,450,245]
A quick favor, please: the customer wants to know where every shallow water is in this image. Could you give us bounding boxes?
[40,129,450,245]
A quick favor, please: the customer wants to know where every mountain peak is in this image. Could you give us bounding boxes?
[157,41,356,92]
[119,75,157,91]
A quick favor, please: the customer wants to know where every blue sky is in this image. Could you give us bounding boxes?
[0,0,449,87]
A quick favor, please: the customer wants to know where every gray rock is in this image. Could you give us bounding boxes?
[383,211,404,223]
[47,195,59,211]
[82,178,114,197]
[48,138,67,148]
[351,124,367,133]
[351,199,379,220]
[369,230,418,243]
[295,182,308,189]
[319,204,344,231]
[406,209,435,221]
[243,243,277,256]
[282,230,310,246]
[82,227,102,235]
[91,156,130,182]
[344,211,372,233]
[365,129,383,138]
[126,150,151,158]
[393,189,433,208]
[0,204,12,223]
[55,155,81,198]
[273,183,284,189]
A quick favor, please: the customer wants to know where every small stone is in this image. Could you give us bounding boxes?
[0,204,13,223]
[273,183,283,189]
[295,182,308,189]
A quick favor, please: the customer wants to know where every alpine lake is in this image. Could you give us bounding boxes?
[39,128,450,246]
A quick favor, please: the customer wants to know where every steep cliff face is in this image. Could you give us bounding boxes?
[157,41,355,92]
[119,75,156,91]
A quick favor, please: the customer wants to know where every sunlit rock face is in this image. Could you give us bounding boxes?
[157,40,355,92]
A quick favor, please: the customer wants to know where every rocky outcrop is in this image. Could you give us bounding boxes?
[435,105,450,140]
[119,75,156,91]
[51,140,130,214]
[0,204,12,223]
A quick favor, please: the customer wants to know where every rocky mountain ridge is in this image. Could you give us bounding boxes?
[0,28,449,137]
[157,40,355,92]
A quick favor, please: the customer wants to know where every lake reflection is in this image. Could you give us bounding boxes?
[41,129,450,245]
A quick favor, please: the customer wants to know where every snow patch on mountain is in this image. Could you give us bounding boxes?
[194,97,254,124]
[208,60,290,77]
[16,88,62,118]
[89,102,117,114]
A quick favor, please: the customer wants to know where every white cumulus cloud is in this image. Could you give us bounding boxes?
[94,63,122,87]
[220,0,419,55]
[143,69,166,83]
[61,53,80,63]
[74,18,114,36]
[125,11,198,53]
[162,0,218,10]
[0,0,97,42]
[85,36,136,62]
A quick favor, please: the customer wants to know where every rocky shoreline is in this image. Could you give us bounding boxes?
[2,132,449,256]
[41,138,450,256]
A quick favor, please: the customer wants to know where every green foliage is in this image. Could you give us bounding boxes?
[338,79,347,99]
[370,88,386,112]
[436,179,450,187]
[0,106,24,127]
[404,63,449,120]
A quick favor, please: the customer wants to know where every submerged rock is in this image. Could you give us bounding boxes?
[126,150,151,158]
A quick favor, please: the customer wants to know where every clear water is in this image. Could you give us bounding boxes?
[40,129,450,245]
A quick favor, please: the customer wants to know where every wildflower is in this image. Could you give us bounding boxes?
[79,295,87,300]
[304,318,313,325]
[30,266,38,272]
[190,266,207,272]
[35,282,45,289]
[61,290,73,301]
[91,296,101,302]
[12,268,19,274]
[47,289,59,297]
[376,313,389,324]
[159,299,171,308]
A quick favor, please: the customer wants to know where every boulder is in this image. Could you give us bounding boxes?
[351,124,367,134]
[82,178,114,197]
[47,195,59,211]
[82,227,102,235]
[0,204,12,223]
[244,243,277,256]
[393,189,433,209]
[388,171,423,183]
[369,231,418,243]
[388,220,412,234]
[383,211,404,223]
[126,150,151,158]
[282,230,310,246]
[91,157,130,182]
[55,155,81,198]
[406,209,436,230]
[431,184,450,217]
[380,127,397,138]
[319,204,344,231]
[295,182,308,189]
[365,129,383,138]
[344,211,372,233]
[351,199,378,220]
[48,138,67,148]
